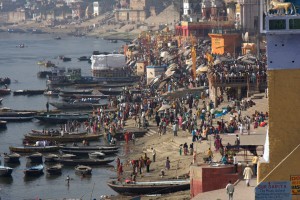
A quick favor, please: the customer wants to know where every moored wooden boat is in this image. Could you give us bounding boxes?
[34,113,89,124]
[3,153,20,163]
[49,101,108,110]
[24,164,44,176]
[61,149,118,156]
[107,179,190,195]
[0,166,13,176]
[13,89,44,96]
[57,158,114,166]
[26,153,43,163]
[24,133,102,143]
[75,165,92,175]
[60,89,93,95]
[78,56,90,61]
[46,164,62,175]
[0,111,36,121]
[9,145,60,153]
[61,145,118,151]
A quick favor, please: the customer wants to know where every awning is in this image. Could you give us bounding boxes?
[183,49,191,57]
[158,104,171,112]
[165,70,175,77]
[196,66,208,74]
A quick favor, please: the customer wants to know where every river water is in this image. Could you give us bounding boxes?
[0,33,125,199]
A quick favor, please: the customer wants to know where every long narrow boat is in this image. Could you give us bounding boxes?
[0,166,13,176]
[61,149,118,156]
[57,158,114,166]
[9,145,60,153]
[0,111,36,121]
[13,90,44,96]
[60,89,93,95]
[61,145,118,151]
[24,164,44,176]
[34,113,89,124]
[107,179,190,195]
[49,101,108,110]
[24,133,102,143]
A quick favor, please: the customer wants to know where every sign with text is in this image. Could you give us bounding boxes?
[255,181,291,200]
[291,175,300,195]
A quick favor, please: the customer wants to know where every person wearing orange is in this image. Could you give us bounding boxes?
[124,130,129,144]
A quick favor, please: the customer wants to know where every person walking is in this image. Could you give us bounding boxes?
[226,180,235,200]
[243,164,253,186]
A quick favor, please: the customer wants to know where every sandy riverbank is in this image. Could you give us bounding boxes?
[106,93,268,200]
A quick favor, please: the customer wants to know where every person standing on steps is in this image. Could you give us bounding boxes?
[226,180,234,200]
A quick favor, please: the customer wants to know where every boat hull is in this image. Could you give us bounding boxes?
[24,134,102,143]
[46,165,62,175]
[61,149,118,156]
[0,111,36,122]
[107,180,190,195]
[4,156,20,163]
[34,114,89,124]
[57,158,114,166]
[9,146,60,153]
[24,165,44,176]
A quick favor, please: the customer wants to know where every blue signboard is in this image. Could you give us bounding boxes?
[255,181,292,200]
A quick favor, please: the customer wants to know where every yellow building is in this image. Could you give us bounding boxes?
[257,15,300,199]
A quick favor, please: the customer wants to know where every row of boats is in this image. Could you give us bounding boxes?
[0,163,92,177]
[1,144,118,177]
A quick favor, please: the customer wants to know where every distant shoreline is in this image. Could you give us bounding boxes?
[0,26,138,42]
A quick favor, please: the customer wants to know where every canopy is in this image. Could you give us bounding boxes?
[196,66,208,74]
[158,104,171,112]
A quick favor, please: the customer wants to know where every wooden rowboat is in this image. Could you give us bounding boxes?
[24,133,102,143]
[107,179,190,195]
[57,158,114,166]
[9,145,60,153]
